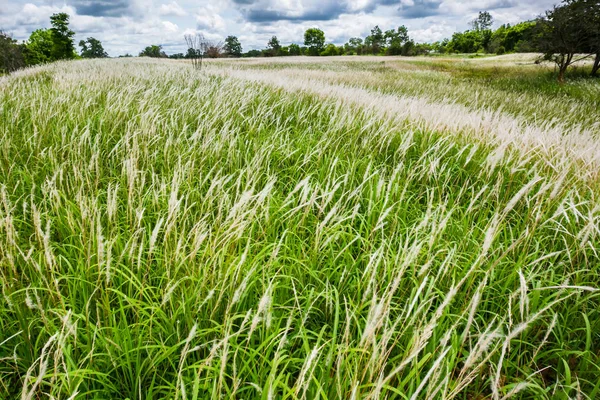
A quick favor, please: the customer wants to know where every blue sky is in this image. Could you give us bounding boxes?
[0,0,557,56]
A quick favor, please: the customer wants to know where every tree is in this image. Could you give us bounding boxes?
[365,25,385,54]
[224,35,242,57]
[304,28,325,56]
[321,43,340,56]
[266,36,281,56]
[139,45,167,58]
[385,26,410,55]
[471,11,493,31]
[489,22,538,54]
[344,37,363,55]
[0,31,25,73]
[243,49,262,57]
[49,13,76,60]
[205,42,223,58]
[23,29,54,65]
[79,37,108,58]
[288,43,301,56]
[563,0,600,76]
[537,1,593,82]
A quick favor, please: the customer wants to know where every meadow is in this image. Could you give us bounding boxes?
[1,55,599,399]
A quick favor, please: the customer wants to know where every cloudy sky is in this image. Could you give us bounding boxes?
[1,0,557,56]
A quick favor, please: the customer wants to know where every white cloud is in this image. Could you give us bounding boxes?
[159,2,187,17]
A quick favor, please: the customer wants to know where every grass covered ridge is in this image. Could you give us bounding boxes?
[1,56,600,399]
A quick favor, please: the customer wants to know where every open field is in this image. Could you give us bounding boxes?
[1,55,600,399]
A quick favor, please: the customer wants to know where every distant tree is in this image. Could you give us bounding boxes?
[344,37,363,55]
[266,36,281,56]
[489,21,538,54]
[23,29,54,65]
[385,26,410,55]
[288,43,301,56]
[50,13,76,60]
[205,41,223,58]
[79,37,108,58]
[537,1,593,82]
[118,53,133,58]
[185,48,201,59]
[139,45,167,58]
[431,38,449,53]
[243,49,262,57]
[471,11,493,31]
[0,31,25,73]
[169,53,185,59]
[365,25,385,54]
[224,35,242,57]
[320,43,340,56]
[304,28,325,56]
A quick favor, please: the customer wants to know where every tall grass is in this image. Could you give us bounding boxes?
[1,57,599,399]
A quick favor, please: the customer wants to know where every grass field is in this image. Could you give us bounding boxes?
[1,55,600,399]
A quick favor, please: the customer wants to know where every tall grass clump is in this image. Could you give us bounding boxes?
[1,57,599,399]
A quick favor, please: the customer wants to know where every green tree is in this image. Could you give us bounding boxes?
[243,49,262,57]
[320,43,340,56]
[288,43,301,56]
[304,28,325,56]
[471,11,493,31]
[563,0,600,76]
[365,25,385,54]
[344,37,363,55]
[139,45,167,58]
[79,37,108,58]
[266,36,281,56]
[23,29,54,65]
[385,26,409,55]
[0,31,25,73]
[224,36,242,57]
[50,13,76,60]
[537,1,593,82]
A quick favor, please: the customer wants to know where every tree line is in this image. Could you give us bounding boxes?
[1,0,598,81]
[1,13,108,74]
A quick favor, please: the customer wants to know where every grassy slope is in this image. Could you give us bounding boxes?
[0,58,599,399]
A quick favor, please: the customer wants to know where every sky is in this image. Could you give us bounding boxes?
[0,0,558,56]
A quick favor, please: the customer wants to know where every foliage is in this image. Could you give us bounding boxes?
[488,21,538,54]
[536,0,597,82]
[79,37,108,59]
[266,36,281,57]
[304,28,325,56]
[365,25,385,54]
[224,35,242,57]
[385,25,409,55]
[471,11,493,31]
[0,31,25,73]
[242,49,262,57]
[139,44,167,58]
[23,29,54,66]
[320,43,342,56]
[288,43,301,56]
[49,13,76,60]
[344,37,363,55]
[446,29,492,53]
